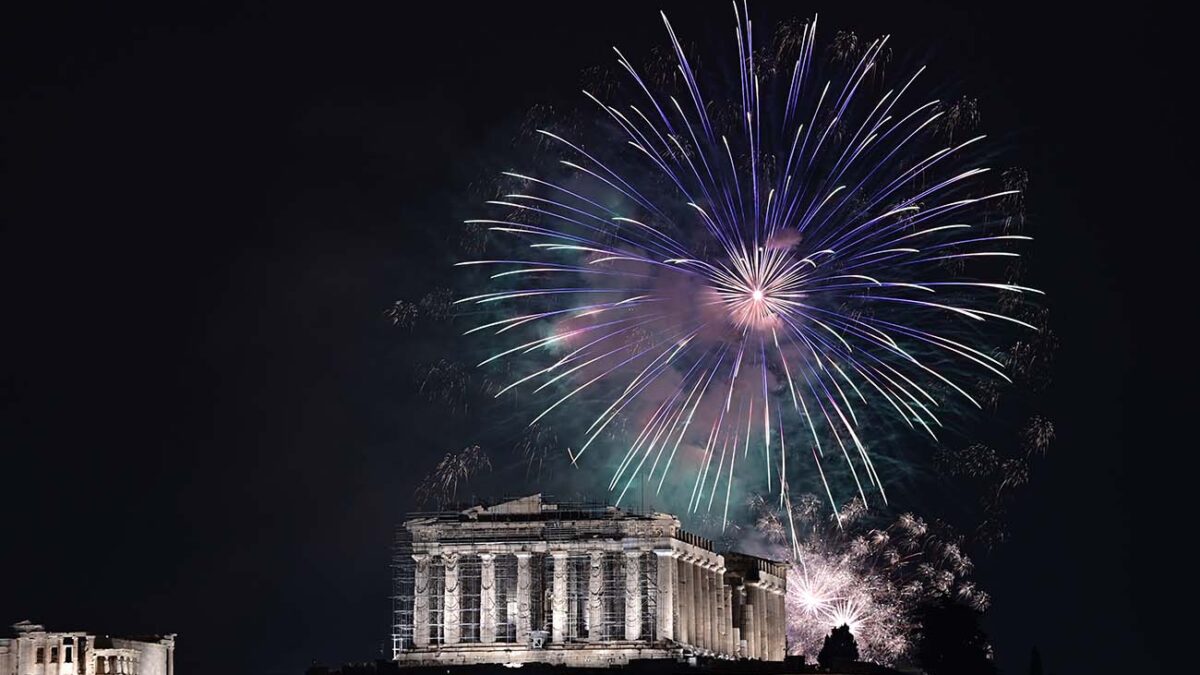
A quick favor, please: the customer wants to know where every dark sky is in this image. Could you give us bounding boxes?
[1,2,1186,674]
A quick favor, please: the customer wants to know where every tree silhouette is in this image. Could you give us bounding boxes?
[915,600,997,675]
[818,624,860,669]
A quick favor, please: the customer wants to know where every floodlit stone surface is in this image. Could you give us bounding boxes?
[391,495,787,668]
[0,621,175,675]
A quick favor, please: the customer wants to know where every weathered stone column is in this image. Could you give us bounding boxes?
[714,567,726,655]
[723,583,734,656]
[514,552,533,644]
[677,554,692,645]
[760,582,772,660]
[742,589,757,660]
[753,584,767,659]
[698,561,711,650]
[551,551,569,643]
[412,553,431,647]
[624,550,643,640]
[442,551,461,645]
[692,558,705,649]
[653,549,675,640]
[765,583,777,660]
[587,550,605,640]
[707,564,719,651]
[479,552,497,643]
[776,586,787,659]
[765,586,775,660]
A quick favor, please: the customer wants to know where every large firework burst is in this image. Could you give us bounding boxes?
[455,4,1040,520]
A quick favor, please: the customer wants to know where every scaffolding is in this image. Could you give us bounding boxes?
[639,552,659,642]
[395,549,663,651]
[494,553,519,643]
[597,553,625,641]
[390,527,413,657]
[427,556,445,646]
[458,555,482,643]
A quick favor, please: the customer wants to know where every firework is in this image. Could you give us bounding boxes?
[517,423,559,479]
[385,300,420,329]
[752,494,985,664]
[456,4,1041,519]
[415,445,493,508]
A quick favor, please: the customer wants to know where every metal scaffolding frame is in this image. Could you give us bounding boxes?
[494,553,519,643]
[391,527,414,657]
[639,552,659,642]
[458,555,482,643]
[597,553,626,641]
[394,544,664,652]
[427,557,445,645]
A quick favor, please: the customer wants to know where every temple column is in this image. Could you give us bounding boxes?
[692,557,704,649]
[763,586,773,659]
[708,564,719,651]
[442,551,461,645]
[723,583,734,656]
[714,567,726,655]
[624,550,643,640]
[761,582,772,660]
[514,552,533,644]
[753,584,767,659]
[698,561,712,650]
[742,587,757,660]
[479,552,497,643]
[587,550,605,640]
[672,550,681,638]
[550,551,569,643]
[763,581,772,653]
[412,553,431,647]
[653,550,675,641]
[777,583,787,658]
[677,554,692,645]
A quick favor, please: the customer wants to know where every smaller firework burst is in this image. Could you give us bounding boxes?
[416,359,471,412]
[415,445,492,509]
[752,495,986,664]
[516,423,559,479]
[1021,415,1055,455]
[384,300,420,329]
[418,287,456,322]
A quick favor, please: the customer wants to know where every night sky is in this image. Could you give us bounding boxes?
[1,2,1185,675]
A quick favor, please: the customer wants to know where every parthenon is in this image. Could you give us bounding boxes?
[391,495,786,667]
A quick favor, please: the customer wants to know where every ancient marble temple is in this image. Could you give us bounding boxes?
[391,495,786,667]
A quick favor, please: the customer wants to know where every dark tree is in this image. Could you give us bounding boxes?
[916,600,997,675]
[1029,646,1044,675]
[818,623,860,669]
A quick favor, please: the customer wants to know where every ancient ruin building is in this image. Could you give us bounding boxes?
[0,621,174,675]
[391,495,787,667]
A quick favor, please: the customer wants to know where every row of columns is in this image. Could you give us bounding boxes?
[411,548,784,660]
[97,655,137,675]
[735,580,786,660]
[659,550,730,654]
[412,549,648,647]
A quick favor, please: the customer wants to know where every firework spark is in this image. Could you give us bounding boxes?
[456,5,1041,519]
